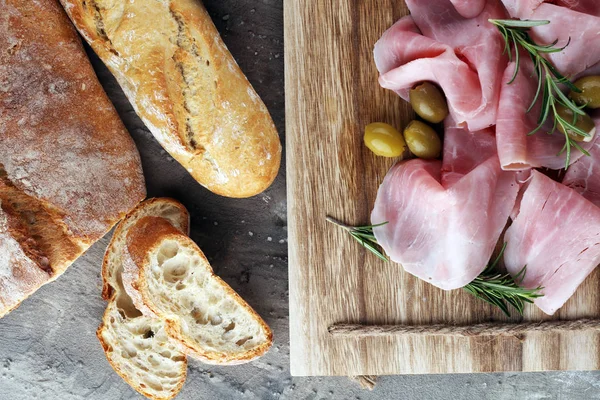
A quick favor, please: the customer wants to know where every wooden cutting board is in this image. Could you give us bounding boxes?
[284,0,600,376]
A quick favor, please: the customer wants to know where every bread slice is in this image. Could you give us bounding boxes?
[0,0,145,318]
[101,198,191,301]
[99,302,187,400]
[60,0,282,198]
[98,199,189,400]
[123,216,273,365]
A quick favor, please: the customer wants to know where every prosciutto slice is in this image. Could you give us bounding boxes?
[501,0,600,76]
[504,171,600,314]
[371,123,519,290]
[374,0,507,131]
[496,57,594,170]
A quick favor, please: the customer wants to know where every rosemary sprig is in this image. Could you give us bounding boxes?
[328,218,544,316]
[463,243,544,317]
[489,18,590,168]
[326,217,389,261]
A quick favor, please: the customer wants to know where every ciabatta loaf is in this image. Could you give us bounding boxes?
[124,216,273,365]
[0,0,145,318]
[98,199,189,400]
[60,0,282,198]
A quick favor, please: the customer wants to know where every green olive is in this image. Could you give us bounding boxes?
[404,120,442,159]
[409,82,449,124]
[364,122,407,158]
[570,75,600,109]
[555,104,596,142]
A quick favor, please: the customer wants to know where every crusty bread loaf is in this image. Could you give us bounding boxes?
[60,0,282,198]
[0,0,145,318]
[124,216,273,365]
[98,198,189,400]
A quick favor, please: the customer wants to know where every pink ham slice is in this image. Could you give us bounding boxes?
[502,0,600,18]
[504,170,600,315]
[496,57,594,170]
[563,112,600,206]
[374,16,483,130]
[501,0,600,76]
[448,0,487,18]
[371,123,519,290]
[441,124,497,187]
[374,0,508,131]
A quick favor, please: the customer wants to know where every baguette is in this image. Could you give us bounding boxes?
[98,198,189,400]
[123,216,273,365]
[60,0,282,198]
[0,0,145,317]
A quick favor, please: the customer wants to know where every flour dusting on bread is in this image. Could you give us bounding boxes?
[0,0,145,317]
[0,206,50,313]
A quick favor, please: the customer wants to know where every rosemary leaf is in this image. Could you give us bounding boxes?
[489,18,590,169]
[326,217,389,261]
[489,19,550,28]
[464,244,544,317]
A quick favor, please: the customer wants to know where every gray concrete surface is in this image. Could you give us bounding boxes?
[1,1,600,399]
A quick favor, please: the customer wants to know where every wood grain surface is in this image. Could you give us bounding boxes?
[285,0,600,376]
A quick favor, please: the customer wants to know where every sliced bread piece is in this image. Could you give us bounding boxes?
[98,198,189,400]
[102,198,190,300]
[123,217,273,365]
[99,302,186,400]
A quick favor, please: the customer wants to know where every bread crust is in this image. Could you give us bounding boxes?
[125,217,274,365]
[0,0,145,317]
[60,0,282,198]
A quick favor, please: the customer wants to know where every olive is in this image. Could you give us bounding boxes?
[409,82,449,124]
[555,104,596,143]
[404,120,442,159]
[364,122,407,158]
[570,75,600,109]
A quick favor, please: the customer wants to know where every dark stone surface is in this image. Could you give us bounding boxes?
[1,1,600,399]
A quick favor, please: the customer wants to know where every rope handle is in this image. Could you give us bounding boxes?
[329,319,600,338]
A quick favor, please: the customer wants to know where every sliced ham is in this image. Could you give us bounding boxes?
[502,0,600,17]
[501,0,600,76]
[372,0,600,315]
[500,0,543,16]
[496,58,594,170]
[374,17,483,129]
[504,171,600,314]
[441,124,497,187]
[447,0,487,18]
[371,123,519,290]
[374,0,508,131]
[563,112,600,206]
